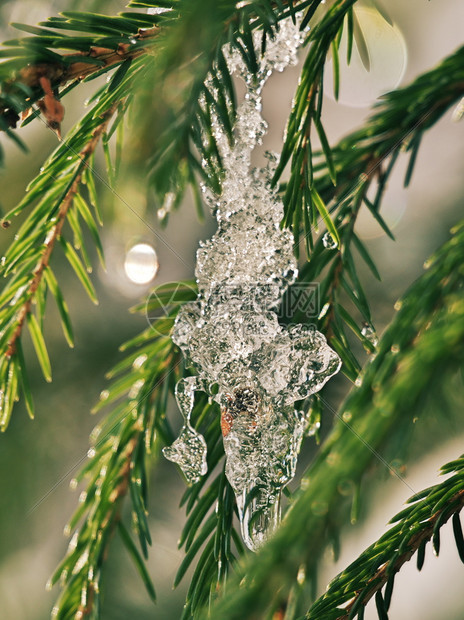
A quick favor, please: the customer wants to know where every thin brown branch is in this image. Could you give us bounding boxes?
[341,491,464,619]
[77,430,141,619]
[1,27,159,128]
[5,102,118,358]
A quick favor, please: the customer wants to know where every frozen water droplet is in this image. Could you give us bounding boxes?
[163,377,208,483]
[221,390,305,550]
[147,6,172,14]
[322,231,338,249]
[361,323,378,346]
[423,259,432,270]
[452,97,464,122]
[129,379,144,399]
[162,425,207,483]
[132,354,147,369]
[164,17,341,550]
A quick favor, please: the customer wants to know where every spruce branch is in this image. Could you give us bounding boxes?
[5,103,116,360]
[308,460,464,619]
[290,44,464,378]
[205,220,464,619]
[0,99,121,429]
[0,12,162,136]
[50,284,197,618]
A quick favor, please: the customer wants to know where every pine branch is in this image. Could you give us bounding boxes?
[276,0,359,235]
[0,11,163,136]
[50,283,198,617]
[289,43,464,379]
[205,219,464,619]
[5,103,115,360]
[309,459,464,619]
[0,98,123,429]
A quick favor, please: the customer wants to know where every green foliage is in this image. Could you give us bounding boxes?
[49,281,197,618]
[205,219,464,618]
[0,1,464,619]
[308,456,464,619]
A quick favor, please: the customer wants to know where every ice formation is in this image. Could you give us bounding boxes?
[163,18,341,551]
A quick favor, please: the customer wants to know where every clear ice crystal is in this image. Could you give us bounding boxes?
[361,323,378,346]
[322,231,338,249]
[162,377,207,484]
[164,17,341,550]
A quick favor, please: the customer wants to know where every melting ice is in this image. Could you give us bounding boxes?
[163,17,341,550]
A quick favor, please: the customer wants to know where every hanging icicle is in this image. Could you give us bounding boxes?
[163,17,341,551]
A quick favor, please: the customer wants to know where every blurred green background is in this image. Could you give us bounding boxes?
[0,1,464,618]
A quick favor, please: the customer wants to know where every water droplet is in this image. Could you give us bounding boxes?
[163,378,208,483]
[452,97,464,122]
[69,478,78,490]
[318,302,330,320]
[322,231,338,249]
[390,459,406,475]
[394,300,403,311]
[361,323,378,346]
[342,411,352,422]
[147,6,172,14]
[132,354,147,369]
[297,565,306,585]
[129,379,144,399]
[355,377,362,387]
[87,447,96,459]
[99,390,109,401]
[326,452,340,467]
[338,479,355,496]
[311,500,329,516]
[124,243,159,285]
[163,425,207,483]
[391,344,400,354]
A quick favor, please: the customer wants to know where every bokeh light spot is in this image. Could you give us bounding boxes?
[124,243,159,284]
[324,7,407,108]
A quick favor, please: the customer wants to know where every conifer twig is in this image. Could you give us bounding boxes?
[5,103,117,359]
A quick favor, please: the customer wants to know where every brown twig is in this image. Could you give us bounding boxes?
[1,27,159,128]
[77,431,141,618]
[340,491,464,619]
[5,102,118,359]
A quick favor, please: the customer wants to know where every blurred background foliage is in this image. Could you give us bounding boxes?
[0,1,463,618]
